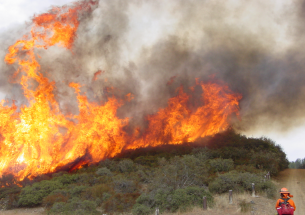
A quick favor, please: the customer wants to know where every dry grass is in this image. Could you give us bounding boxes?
[0,193,277,215]
[162,192,276,215]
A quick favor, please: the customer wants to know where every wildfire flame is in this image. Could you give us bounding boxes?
[0,2,242,181]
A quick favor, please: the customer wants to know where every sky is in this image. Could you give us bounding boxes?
[0,0,304,162]
[0,0,74,32]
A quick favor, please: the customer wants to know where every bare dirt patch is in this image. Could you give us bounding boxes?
[0,207,46,215]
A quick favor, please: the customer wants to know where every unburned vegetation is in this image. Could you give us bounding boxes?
[0,130,288,214]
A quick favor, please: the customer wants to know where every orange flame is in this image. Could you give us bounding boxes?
[92,70,105,82]
[127,81,241,149]
[0,2,242,181]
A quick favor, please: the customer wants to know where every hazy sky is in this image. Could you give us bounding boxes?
[0,0,74,32]
[0,0,304,161]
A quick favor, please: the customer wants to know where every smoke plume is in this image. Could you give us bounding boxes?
[1,0,305,134]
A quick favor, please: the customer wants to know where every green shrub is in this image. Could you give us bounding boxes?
[135,193,155,208]
[43,193,69,209]
[209,158,234,172]
[96,167,112,176]
[0,194,19,210]
[151,155,208,191]
[18,180,63,206]
[170,187,213,212]
[135,186,213,213]
[209,171,249,193]
[132,203,151,215]
[52,171,68,178]
[192,148,212,162]
[99,159,119,172]
[0,186,21,199]
[76,173,97,185]
[68,185,89,197]
[52,174,79,185]
[136,166,155,183]
[48,197,101,215]
[104,193,140,213]
[154,188,173,211]
[102,192,112,201]
[134,156,159,167]
[50,188,70,197]
[89,184,112,198]
[113,179,136,193]
[257,180,277,199]
[79,184,112,203]
[119,159,135,173]
[235,165,260,174]
[250,152,280,174]
[208,171,275,195]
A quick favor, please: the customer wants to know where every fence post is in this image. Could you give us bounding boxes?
[267,171,270,180]
[252,183,255,197]
[203,196,207,210]
[155,207,159,215]
[229,190,233,204]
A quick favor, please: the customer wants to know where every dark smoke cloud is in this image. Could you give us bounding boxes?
[1,0,305,133]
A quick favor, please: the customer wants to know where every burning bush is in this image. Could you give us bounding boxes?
[0,129,287,214]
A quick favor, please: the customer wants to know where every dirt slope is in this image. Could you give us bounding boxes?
[276,169,305,215]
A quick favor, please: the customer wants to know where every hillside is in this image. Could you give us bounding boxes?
[0,130,288,214]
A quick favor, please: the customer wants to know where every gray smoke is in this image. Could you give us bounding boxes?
[1,0,305,134]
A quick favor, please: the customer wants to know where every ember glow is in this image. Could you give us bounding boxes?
[0,2,241,180]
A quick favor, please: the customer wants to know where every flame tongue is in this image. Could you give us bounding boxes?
[0,2,242,181]
[128,81,241,149]
[1,2,97,180]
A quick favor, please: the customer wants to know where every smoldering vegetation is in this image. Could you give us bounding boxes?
[1,0,305,133]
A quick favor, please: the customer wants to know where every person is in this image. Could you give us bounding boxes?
[275,187,296,214]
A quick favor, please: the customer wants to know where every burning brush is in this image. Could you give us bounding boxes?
[0,1,241,181]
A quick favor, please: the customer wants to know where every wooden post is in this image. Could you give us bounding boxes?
[229,190,233,204]
[203,196,207,210]
[267,171,270,180]
[252,183,255,197]
[155,207,159,215]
